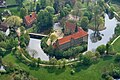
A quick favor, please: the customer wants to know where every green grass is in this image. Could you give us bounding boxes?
[0,74,11,80]
[8,7,20,16]
[113,37,120,53]
[0,7,20,16]
[1,53,115,80]
[6,0,16,5]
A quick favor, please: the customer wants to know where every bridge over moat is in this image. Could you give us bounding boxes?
[29,33,48,39]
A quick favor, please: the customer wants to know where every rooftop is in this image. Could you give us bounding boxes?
[58,27,88,45]
[24,12,36,26]
[0,22,9,32]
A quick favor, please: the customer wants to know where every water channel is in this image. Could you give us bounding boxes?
[88,14,119,51]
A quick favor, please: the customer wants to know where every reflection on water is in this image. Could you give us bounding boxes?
[88,14,119,51]
[0,66,5,71]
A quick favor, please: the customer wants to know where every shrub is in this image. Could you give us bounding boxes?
[115,53,120,62]
[71,69,75,75]
[96,45,106,55]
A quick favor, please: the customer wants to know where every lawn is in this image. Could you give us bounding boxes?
[1,53,115,80]
[0,7,20,16]
[113,37,120,53]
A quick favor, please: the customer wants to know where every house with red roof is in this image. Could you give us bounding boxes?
[24,12,36,27]
[53,21,88,50]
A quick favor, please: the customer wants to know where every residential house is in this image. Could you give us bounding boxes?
[24,12,36,28]
[53,21,88,50]
[0,22,10,36]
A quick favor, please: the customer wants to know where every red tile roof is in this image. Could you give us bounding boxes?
[58,27,88,45]
[24,12,36,26]
[65,21,76,33]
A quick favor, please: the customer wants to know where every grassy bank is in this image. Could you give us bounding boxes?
[113,37,120,53]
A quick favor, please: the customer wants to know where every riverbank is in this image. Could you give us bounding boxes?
[112,36,120,53]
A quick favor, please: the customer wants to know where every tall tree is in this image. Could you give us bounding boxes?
[53,0,60,13]
[20,7,28,19]
[36,3,40,14]
[80,17,89,31]
[40,0,46,9]
[45,6,55,14]
[37,58,41,67]
[0,56,2,68]
[37,9,53,32]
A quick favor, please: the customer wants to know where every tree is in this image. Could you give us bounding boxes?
[0,41,7,56]
[46,0,54,7]
[0,32,6,42]
[93,4,101,35]
[49,57,57,65]
[40,0,46,9]
[20,26,25,34]
[60,6,69,18]
[37,9,53,32]
[115,54,120,62]
[36,3,40,14]
[6,38,18,51]
[95,51,101,58]
[37,58,41,67]
[82,51,95,65]
[72,1,82,17]
[86,0,91,6]
[62,58,66,68]
[45,6,55,14]
[49,34,58,44]
[96,45,106,55]
[5,16,22,29]
[80,17,89,31]
[57,60,62,69]
[30,1,34,11]
[84,11,93,20]
[53,0,60,13]
[20,7,28,19]
[106,43,110,54]
[96,17,104,30]
[46,45,54,56]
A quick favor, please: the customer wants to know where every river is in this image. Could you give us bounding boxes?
[27,38,49,61]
